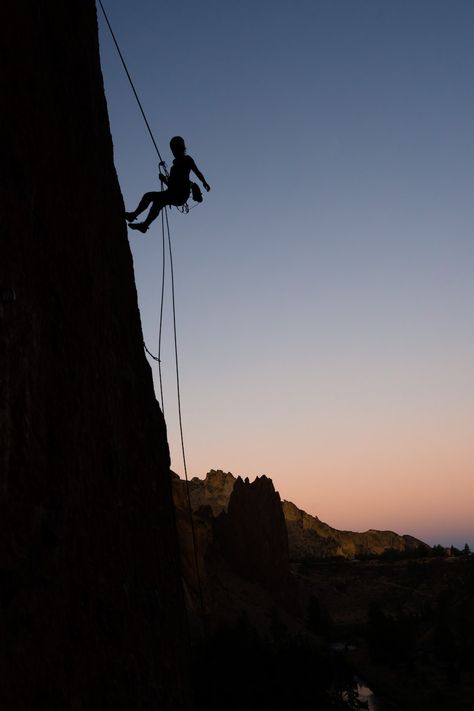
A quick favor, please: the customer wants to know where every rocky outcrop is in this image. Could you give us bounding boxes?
[189,470,236,515]
[184,471,429,561]
[215,476,291,597]
[1,2,190,709]
[171,473,214,607]
[283,500,429,560]
[173,473,297,617]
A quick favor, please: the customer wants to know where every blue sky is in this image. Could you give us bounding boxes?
[98,0,474,548]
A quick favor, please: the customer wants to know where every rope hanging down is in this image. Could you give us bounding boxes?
[157,204,167,412]
[98,0,205,614]
[164,208,205,613]
[142,186,167,414]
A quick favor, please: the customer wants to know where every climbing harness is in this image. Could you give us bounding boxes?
[158,161,202,214]
[98,0,205,615]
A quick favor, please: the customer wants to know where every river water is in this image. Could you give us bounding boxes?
[347,673,402,711]
[330,644,393,710]
[352,677,386,710]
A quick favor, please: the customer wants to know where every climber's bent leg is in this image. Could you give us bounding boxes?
[143,192,169,228]
[125,192,160,223]
[129,192,171,233]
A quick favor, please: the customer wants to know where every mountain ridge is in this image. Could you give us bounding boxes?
[185,469,429,560]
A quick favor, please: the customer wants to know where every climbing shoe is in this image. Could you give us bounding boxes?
[129,222,148,233]
[125,211,137,222]
[191,182,203,203]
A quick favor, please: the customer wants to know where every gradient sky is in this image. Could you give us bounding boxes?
[98,0,474,549]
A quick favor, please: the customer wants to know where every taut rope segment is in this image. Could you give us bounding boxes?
[98,0,204,614]
[97,0,164,163]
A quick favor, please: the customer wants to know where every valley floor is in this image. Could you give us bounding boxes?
[295,556,474,711]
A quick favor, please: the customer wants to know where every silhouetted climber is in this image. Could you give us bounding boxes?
[126,136,210,233]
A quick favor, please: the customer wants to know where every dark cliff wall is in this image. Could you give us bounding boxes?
[1,2,190,709]
[216,477,291,597]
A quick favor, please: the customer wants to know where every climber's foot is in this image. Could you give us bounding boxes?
[125,211,137,222]
[129,222,149,233]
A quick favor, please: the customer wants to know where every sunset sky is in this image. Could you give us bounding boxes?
[98,0,474,549]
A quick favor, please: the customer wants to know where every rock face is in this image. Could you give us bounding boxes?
[172,473,296,619]
[215,476,290,595]
[283,500,429,560]
[171,472,214,606]
[1,3,190,709]
[186,471,429,561]
[189,469,236,515]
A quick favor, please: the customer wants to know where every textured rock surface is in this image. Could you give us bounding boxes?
[215,476,291,595]
[185,471,429,561]
[1,2,190,709]
[188,469,236,515]
[173,473,298,620]
[283,500,429,560]
[171,472,214,606]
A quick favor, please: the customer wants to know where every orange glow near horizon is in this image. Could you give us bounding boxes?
[99,0,474,555]
[167,396,474,548]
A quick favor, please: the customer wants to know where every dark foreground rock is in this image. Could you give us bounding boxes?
[215,476,290,595]
[1,2,191,709]
[173,473,299,626]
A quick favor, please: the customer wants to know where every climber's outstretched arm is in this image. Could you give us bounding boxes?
[190,159,210,191]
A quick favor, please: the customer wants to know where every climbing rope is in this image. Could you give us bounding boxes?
[97,0,164,163]
[157,203,167,413]
[143,184,167,414]
[98,0,194,213]
[98,0,205,614]
[164,207,205,613]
